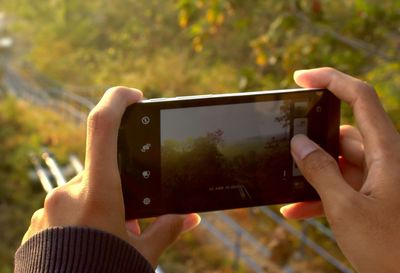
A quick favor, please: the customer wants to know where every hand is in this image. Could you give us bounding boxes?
[281,124,366,218]
[23,87,201,268]
[281,68,400,273]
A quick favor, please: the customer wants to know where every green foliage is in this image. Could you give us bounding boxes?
[366,62,400,128]
[0,99,38,273]
[2,0,399,126]
[0,97,85,272]
[177,0,399,90]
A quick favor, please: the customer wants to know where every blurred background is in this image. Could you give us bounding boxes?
[0,0,399,272]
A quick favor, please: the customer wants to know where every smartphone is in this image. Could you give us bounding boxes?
[118,88,340,219]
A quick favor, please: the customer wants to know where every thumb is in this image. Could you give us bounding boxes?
[291,134,353,207]
[135,214,201,267]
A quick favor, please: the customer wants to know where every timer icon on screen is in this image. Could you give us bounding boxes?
[141,116,150,125]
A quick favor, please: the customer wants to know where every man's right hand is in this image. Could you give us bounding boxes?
[282,68,400,273]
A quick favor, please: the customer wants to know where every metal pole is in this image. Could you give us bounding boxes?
[42,152,66,186]
[69,154,84,174]
[299,221,308,259]
[30,154,54,193]
[233,230,242,271]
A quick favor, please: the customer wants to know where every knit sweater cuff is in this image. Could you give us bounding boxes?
[14,226,154,273]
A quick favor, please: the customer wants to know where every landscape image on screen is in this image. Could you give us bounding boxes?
[160,100,292,210]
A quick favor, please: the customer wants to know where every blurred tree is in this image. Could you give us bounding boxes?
[0,97,85,273]
[2,0,398,118]
[178,0,399,88]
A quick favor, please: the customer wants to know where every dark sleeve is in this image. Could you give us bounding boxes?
[14,226,155,273]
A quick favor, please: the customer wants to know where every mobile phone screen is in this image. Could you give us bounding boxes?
[118,89,340,219]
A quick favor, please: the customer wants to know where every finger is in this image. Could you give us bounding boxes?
[85,87,143,187]
[281,159,365,221]
[339,157,365,191]
[280,201,324,220]
[340,125,362,141]
[136,214,201,267]
[291,134,354,207]
[126,219,141,236]
[294,68,398,154]
[182,213,201,232]
[340,125,364,167]
[143,213,201,240]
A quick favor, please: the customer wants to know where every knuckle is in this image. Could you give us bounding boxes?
[87,107,115,135]
[105,86,130,96]
[359,80,375,92]
[30,209,44,226]
[87,86,141,135]
[103,86,134,106]
[321,67,336,74]
[43,187,70,212]
[354,80,377,99]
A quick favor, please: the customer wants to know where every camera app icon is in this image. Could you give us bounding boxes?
[141,143,151,153]
[142,170,151,179]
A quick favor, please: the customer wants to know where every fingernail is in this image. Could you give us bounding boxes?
[182,214,201,232]
[291,134,318,160]
[293,69,306,77]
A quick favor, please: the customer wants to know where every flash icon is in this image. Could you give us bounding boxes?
[141,116,150,125]
[141,143,151,153]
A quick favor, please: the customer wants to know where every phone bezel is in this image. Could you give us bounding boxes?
[118,88,340,219]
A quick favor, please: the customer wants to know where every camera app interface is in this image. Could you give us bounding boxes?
[160,99,307,210]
